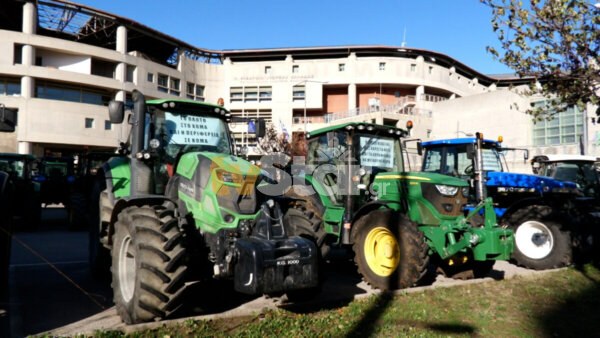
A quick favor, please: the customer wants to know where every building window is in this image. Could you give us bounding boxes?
[533,104,583,146]
[244,87,258,102]
[293,85,305,101]
[169,77,180,96]
[157,74,168,93]
[35,80,114,105]
[126,65,136,83]
[104,120,112,130]
[292,65,299,73]
[186,82,205,101]
[379,62,386,71]
[147,72,154,83]
[259,86,272,102]
[0,77,21,96]
[230,86,271,103]
[338,63,345,72]
[410,64,416,72]
[265,66,271,74]
[85,118,94,129]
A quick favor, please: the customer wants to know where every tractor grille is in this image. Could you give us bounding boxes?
[421,183,467,217]
[216,176,257,214]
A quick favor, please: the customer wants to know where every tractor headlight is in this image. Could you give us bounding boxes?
[216,169,243,184]
[435,184,459,196]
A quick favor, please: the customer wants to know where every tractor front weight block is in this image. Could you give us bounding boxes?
[233,236,319,295]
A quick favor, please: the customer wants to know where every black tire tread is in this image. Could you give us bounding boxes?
[352,209,429,290]
[111,205,187,324]
[508,205,572,270]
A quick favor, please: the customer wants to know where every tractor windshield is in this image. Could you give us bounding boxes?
[422,144,503,177]
[306,131,403,172]
[151,110,232,159]
[356,134,403,173]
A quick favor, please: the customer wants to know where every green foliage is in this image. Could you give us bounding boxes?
[481,0,600,120]
[118,264,600,337]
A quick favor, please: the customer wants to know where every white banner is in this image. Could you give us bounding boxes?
[360,137,394,169]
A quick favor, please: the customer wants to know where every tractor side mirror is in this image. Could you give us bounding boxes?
[466,144,475,160]
[0,106,17,132]
[255,119,266,138]
[416,141,423,156]
[523,149,529,162]
[108,100,125,124]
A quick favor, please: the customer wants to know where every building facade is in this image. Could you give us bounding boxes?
[0,0,597,172]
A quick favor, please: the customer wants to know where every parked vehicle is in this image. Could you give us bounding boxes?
[0,153,41,228]
[419,136,594,270]
[90,90,319,324]
[281,123,514,290]
[67,151,117,229]
[531,154,600,199]
[0,105,17,299]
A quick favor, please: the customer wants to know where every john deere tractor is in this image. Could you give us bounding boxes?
[89,90,318,324]
[280,122,514,290]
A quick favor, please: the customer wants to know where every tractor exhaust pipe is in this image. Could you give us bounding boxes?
[474,132,486,202]
[130,90,152,195]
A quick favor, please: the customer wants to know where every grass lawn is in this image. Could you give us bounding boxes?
[91,264,600,337]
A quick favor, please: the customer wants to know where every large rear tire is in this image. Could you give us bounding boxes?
[508,206,572,270]
[282,186,328,302]
[352,210,428,290]
[111,205,187,324]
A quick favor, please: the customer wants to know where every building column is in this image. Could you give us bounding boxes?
[416,85,425,102]
[22,2,37,34]
[18,142,32,155]
[348,83,357,112]
[115,25,127,101]
[116,26,127,53]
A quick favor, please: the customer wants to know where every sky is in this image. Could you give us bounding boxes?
[74,0,514,75]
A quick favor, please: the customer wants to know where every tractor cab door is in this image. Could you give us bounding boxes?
[307,131,351,205]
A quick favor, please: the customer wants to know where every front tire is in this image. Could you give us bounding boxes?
[112,205,187,324]
[352,210,428,290]
[508,206,572,270]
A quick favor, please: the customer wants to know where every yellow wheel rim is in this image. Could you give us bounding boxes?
[364,227,400,277]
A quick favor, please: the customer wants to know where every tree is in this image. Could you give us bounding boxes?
[256,122,291,154]
[481,0,600,120]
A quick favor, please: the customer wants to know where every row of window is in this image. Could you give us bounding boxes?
[147,72,204,101]
[230,86,273,103]
[532,105,584,146]
[260,63,435,74]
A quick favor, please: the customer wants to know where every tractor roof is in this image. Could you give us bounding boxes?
[421,137,500,147]
[307,122,409,138]
[146,99,230,118]
[531,154,599,163]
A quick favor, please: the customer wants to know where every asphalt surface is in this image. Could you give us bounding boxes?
[0,207,548,338]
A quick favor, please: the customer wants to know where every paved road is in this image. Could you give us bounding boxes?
[1,208,112,338]
[1,207,546,337]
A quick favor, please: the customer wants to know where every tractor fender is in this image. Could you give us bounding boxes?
[107,195,176,246]
[351,200,402,226]
[499,197,553,223]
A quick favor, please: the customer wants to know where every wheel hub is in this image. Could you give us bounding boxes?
[364,227,400,277]
[515,221,554,260]
[118,234,136,302]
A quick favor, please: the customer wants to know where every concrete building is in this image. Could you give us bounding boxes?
[0,0,597,172]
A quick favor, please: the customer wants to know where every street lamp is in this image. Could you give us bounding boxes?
[294,80,328,134]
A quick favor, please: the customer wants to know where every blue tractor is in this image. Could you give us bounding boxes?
[418,134,596,270]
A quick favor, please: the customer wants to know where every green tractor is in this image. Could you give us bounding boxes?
[90,90,319,324]
[280,122,514,289]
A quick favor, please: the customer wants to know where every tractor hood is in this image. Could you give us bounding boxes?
[486,171,577,192]
[177,152,261,180]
